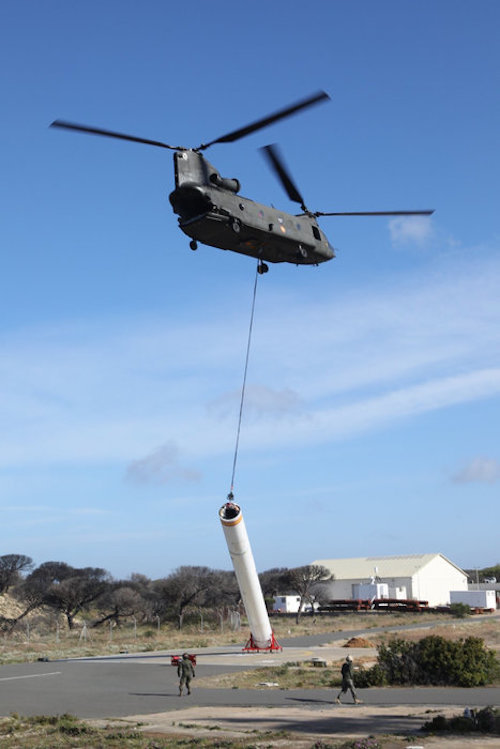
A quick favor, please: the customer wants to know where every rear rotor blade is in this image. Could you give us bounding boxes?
[199,90,330,150]
[50,120,182,151]
[314,210,435,217]
[262,144,306,208]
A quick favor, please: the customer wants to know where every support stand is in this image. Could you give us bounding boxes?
[243,631,282,652]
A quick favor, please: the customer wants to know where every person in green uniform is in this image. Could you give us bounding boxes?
[335,655,361,704]
[177,652,195,696]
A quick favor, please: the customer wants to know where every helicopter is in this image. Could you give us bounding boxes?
[51,92,434,274]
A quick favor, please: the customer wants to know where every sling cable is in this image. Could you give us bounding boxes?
[227,261,261,502]
[220,262,282,652]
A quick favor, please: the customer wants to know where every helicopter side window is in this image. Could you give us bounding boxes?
[312,226,321,240]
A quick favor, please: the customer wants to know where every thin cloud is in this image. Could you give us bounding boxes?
[0,251,499,467]
[208,384,303,420]
[232,368,500,451]
[389,215,434,246]
[452,457,500,484]
[126,442,201,485]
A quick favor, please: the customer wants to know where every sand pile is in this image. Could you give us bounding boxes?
[344,636,373,648]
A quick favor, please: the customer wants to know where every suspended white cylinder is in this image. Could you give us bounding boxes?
[219,500,272,649]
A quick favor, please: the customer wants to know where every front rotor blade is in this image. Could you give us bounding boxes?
[262,144,305,207]
[50,120,182,150]
[314,210,435,217]
[199,90,330,150]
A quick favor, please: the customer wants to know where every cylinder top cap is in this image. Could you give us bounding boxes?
[219,501,241,521]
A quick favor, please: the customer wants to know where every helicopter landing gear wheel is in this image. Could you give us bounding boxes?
[189,240,198,251]
[297,245,308,259]
[230,219,241,233]
[257,261,269,275]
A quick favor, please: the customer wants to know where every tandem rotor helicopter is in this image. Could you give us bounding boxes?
[51,92,434,274]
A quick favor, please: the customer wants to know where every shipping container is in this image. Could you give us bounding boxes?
[450,590,496,609]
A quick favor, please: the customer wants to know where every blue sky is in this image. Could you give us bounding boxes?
[1,1,499,579]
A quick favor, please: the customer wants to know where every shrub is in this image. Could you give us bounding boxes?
[476,706,500,733]
[57,713,90,736]
[450,602,471,618]
[423,707,500,734]
[354,664,387,688]
[363,635,498,687]
[337,739,381,749]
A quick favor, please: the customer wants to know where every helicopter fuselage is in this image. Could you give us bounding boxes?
[169,150,334,265]
[52,92,433,270]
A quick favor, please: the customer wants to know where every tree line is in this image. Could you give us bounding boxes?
[0,554,331,631]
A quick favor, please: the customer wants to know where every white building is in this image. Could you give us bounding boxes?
[311,553,468,607]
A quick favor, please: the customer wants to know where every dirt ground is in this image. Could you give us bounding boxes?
[92,705,500,748]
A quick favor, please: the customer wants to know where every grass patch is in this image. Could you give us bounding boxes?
[0,713,297,747]
[196,661,342,690]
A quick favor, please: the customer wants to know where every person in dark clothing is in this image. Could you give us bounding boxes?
[177,652,195,696]
[335,655,361,704]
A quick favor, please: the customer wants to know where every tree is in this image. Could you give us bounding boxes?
[464,563,500,583]
[203,569,240,609]
[480,563,500,582]
[259,567,292,597]
[11,561,74,626]
[0,554,33,595]
[18,562,111,629]
[125,573,156,620]
[288,564,331,623]
[128,572,152,592]
[44,566,111,629]
[153,566,218,629]
[92,585,146,627]
[258,567,293,612]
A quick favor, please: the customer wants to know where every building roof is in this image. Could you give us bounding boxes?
[311,553,466,580]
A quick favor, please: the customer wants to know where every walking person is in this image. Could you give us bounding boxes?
[335,655,361,704]
[177,652,195,696]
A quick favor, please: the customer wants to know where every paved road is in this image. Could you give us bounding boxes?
[0,656,499,719]
[2,619,500,719]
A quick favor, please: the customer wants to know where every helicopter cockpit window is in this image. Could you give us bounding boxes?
[312,226,321,240]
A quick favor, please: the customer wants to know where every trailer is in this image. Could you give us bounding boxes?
[372,597,429,612]
[318,598,429,613]
[318,599,370,612]
[450,590,496,611]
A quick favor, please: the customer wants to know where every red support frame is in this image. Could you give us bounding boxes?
[243,631,282,652]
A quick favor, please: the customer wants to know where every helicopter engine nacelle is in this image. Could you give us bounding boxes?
[209,173,240,193]
[169,184,212,220]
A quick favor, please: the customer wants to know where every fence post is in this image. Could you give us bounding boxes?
[79,622,88,643]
